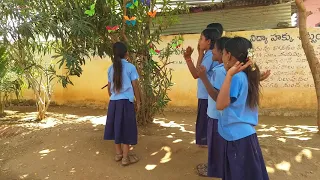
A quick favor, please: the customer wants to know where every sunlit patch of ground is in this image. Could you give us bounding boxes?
[0,109,107,139]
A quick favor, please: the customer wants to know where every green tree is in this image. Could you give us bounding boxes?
[1,0,187,124]
[1,2,57,119]
[0,45,10,115]
[0,45,23,115]
[7,39,56,120]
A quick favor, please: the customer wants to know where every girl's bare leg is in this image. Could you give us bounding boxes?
[122,144,130,158]
[114,144,123,161]
[115,144,122,154]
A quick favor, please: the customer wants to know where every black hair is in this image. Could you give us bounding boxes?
[224,37,261,109]
[201,28,221,50]
[215,37,231,52]
[112,42,127,93]
[206,23,223,36]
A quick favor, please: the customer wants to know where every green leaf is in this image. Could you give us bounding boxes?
[84,3,95,16]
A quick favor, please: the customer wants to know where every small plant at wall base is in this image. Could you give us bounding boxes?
[295,0,320,133]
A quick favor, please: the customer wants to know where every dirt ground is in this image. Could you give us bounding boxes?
[0,106,319,180]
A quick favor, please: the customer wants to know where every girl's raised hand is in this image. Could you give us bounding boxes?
[260,70,271,81]
[227,61,252,76]
[197,65,207,80]
[184,46,194,60]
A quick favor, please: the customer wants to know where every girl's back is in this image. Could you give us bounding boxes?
[104,42,140,166]
[108,59,138,103]
[218,71,258,141]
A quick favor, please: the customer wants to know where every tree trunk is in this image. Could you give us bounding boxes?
[37,101,46,120]
[134,54,154,125]
[0,103,4,115]
[34,87,51,121]
[137,76,154,125]
[296,0,320,133]
[0,91,4,116]
[26,73,49,121]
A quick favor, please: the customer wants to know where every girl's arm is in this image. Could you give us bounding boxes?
[196,52,204,69]
[260,70,271,81]
[216,61,251,110]
[185,58,199,79]
[216,74,232,110]
[201,76,219,101]
[196,42,205,68]
[184,46,204,79]
[107,82,111,97]
[198,66,219,101]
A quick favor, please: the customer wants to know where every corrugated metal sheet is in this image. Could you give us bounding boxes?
[155,0,291,6]
[152,2,292,35]
[156,0,221,6]
[154,0,292,10]
[291,2,297,14]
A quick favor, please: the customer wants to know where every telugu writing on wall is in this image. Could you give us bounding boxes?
[227,28,320,88]
[163,29,319,88]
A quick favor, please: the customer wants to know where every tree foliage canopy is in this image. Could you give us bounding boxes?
[1,0,188,124]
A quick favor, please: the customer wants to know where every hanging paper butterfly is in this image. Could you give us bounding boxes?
[149,48,160,55]
[141,0,151,6]
[85,3,95,16]
[126,0,138,9]
[106,25,119,33]
[147,10,157,18]
[149,44,160,55]
[124,16,137,26]
[172,38,184,48]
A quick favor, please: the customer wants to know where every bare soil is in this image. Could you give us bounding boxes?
[0,106,319,180]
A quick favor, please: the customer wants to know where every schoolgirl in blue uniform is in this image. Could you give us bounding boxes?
[206,23,223,37]
[198,37,231,178]
[184,28,221,147]
[104,42,141,166]
[215,37,269,180]
[197,23,223,54]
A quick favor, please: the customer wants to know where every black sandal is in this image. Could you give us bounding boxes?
[114,154,123,162]
[196,163,208,177]
[122,154,139,166]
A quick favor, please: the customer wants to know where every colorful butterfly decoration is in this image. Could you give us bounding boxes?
[124,16,137,26]
[147,10,157,18]
[149,48,160,55]
[106,25,119,33]
[149,44,160,55]
[172,38,184,49]
[85,3,95,16]
[141,0,151,6]
[126,0,138,9]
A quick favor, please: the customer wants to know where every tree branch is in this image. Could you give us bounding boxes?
[121,0,129,43]
[296,0,319,66]
[296,0,320,132]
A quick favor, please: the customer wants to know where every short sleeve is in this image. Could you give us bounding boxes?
[201,53,213,73]
[107,66,112,82]
[212,61,219,68]
[130,65,139,81]
[209,71,215,85]
[213,68,226,90]
[230,74,242,99]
